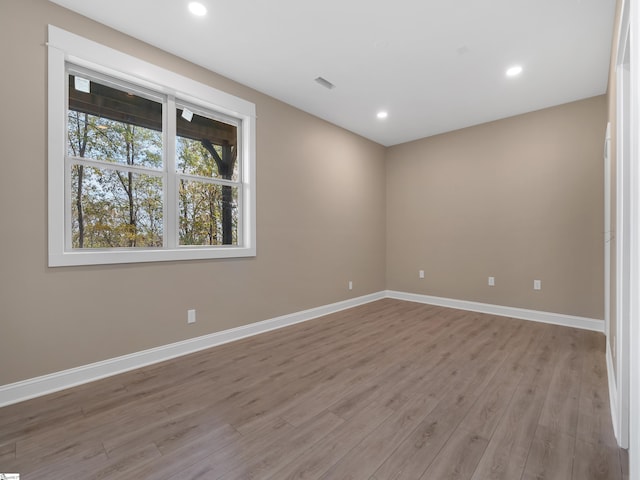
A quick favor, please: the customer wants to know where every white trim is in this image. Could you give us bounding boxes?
[607,339,620,442]
[605,121,612,339]
[0,291,607,408]
[385,290,604,332]
[47,25,257,266]
[47,26,254,117]
[0,292,384,408]
[616,0,632,450]
[628,0,640,476]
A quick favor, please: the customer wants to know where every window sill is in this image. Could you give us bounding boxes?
[48,245,256,267]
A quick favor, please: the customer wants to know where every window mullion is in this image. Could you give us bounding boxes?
[64,155,73,251]
[67,156,163,176]
[165,96,177,249]
[48,26,256,266]
[175,173,239,187]
[63,70,73,253]
[237,184,244,247]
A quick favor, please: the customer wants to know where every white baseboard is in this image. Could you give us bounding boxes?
[606,340,620,444]
[385,290,605,332]
[0,292,385,408]
[0,289,605,408]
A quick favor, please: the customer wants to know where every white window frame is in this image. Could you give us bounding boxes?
[48,25,256,266]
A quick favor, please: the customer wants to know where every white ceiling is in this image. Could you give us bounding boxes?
[50,0,616,146]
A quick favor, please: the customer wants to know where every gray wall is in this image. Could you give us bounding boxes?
[0,0,608,387]
[0,0,387,385]
[386,96,607,319]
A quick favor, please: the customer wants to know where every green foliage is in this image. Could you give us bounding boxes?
[68,111,163,248]
[68,111,238,249]
[177,138,238,245]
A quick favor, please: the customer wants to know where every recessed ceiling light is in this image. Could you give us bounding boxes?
[188,2,207,16]
[506,65,523,77]
[377,111,388,119]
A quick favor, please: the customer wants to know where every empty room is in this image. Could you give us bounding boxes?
[1,0,639,479]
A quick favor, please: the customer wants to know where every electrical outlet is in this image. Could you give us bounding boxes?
[419,270,425,279]
[534,280,542,290]
[348,280,353,290]
[187,309,196,324]
[488,276,495,286]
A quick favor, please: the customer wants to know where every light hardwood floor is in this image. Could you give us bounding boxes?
[0,299,627,479]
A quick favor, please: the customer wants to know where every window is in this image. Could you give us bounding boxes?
[48,26,256,266]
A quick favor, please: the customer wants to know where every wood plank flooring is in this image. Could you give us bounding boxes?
[0,299,627,479]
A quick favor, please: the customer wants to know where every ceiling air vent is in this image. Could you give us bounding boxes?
[314,77,335,90]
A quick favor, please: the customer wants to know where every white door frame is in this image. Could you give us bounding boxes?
[627,0,639,475]
[605,121,611,341]
[615,0,631,448]
[616,1,640,478]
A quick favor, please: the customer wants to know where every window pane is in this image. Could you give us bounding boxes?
[176,108,239,181]
[71,164,163,248]
[67,75,163,169]
[178,179,238,246]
